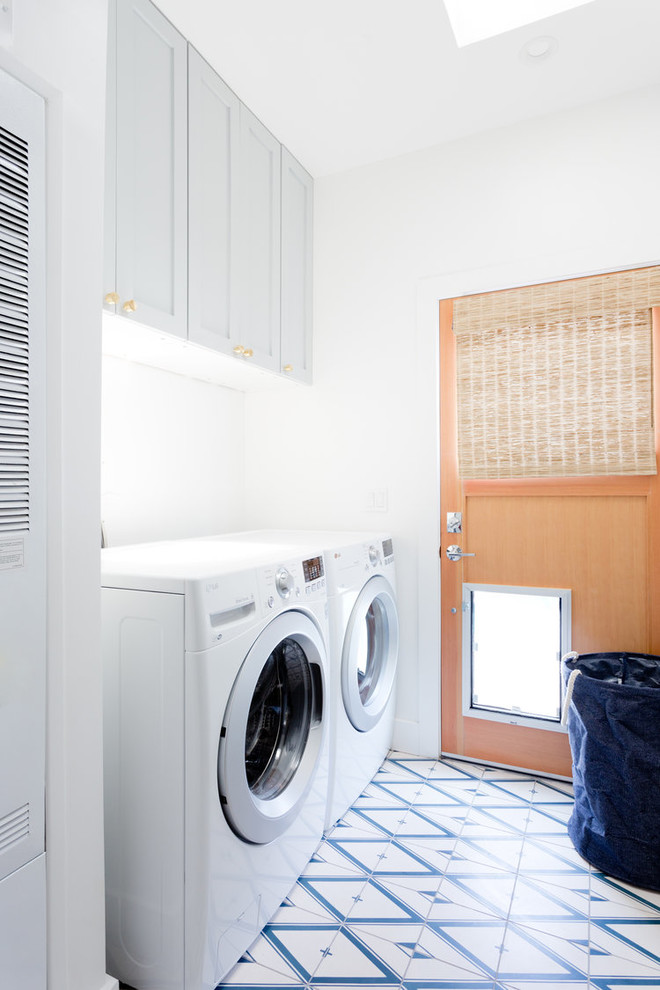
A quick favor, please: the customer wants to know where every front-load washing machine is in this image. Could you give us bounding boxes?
[195,531,399,830]
[101,538,329,990]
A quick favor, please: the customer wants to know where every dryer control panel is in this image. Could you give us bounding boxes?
[325,537,395,594]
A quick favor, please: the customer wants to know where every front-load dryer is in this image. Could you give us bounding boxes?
[101,538,329,990]
[195,531,399,830]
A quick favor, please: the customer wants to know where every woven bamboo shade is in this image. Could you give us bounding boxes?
[453,268,660,480]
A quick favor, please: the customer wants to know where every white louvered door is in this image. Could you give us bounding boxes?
[0,68,47,990]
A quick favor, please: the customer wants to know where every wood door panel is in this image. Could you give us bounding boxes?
[440,299,660,776]
[464,494,648,653]
[464,718,572,777]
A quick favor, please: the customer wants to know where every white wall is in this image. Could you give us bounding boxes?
[0,2,111,989]
[245,84,660,757]
[101,356,246,546]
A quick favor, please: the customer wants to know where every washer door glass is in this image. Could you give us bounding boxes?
[218,610,326,844]
[342,575,399,733]
[245,638,312,800]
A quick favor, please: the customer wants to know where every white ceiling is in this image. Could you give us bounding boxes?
[158,0,660,177]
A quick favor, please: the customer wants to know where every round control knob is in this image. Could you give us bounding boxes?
[275,567,294,599]
[368,545,379,566]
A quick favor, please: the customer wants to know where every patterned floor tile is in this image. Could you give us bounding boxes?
[294,876,371,922]
[387,755,437,779]
[502,919,591,971]
[437,758,484,778]
[386,806,458,839]
[433,874,516,922]
[273,880,353,925]
[310,924,409,984]
[459,808,530,838]
[469,782,534,807]
[324,837,395,875]
[353,784,411,809]
[466,806,531,835]
[373,873,446,918]
[497,984,587,990]
[341,876,426,925]
[509,874,589,922]
[214,753,660,990]
[517,834,590,874]
[588,919,660,978]
[424,919,507,978]
[593,874,660,912]
[331,809,397,839]
[404,780,475,808]
[531,780,575,802]
[368,780,430,806]
[524,807,572,835]
[304,840,372,879]
[449,837,525,873]
[394,834,458,875]
[374,761,429,784]
[221,932,311,984]
[478,778,536,802]
[589,875,660,919]
[342,922,426,979]
[495,922,587,982]
[260,923,343,982]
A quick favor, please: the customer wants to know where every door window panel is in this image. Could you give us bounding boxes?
[463,584,571,728]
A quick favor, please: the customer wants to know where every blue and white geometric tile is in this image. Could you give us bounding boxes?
[214,753,660,990]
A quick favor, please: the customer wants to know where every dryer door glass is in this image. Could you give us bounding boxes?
[356,597,387,705]
[245,638,312,801]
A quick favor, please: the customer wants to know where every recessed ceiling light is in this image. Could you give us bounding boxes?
[520,35,559,62]
[443,0,594,48]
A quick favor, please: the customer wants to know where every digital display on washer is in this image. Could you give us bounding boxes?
[303,556,324,583]
[382,538,394,559]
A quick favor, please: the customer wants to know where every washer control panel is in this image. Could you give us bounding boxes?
[260,554,326,610]
[275,567,295,599]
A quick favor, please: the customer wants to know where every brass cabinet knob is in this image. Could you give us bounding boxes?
[233,345,244,356]
[282,364,293,373]
[104,291,120,305]
[243,348,253,358]
[122,299,137,313]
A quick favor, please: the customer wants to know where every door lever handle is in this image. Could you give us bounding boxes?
[446,545,475,562]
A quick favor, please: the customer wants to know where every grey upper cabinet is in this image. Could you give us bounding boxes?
[237,106,281,374]
[105,0,313,384]
[110,0,188,337]
[188,47,240,353]
[281,149,313,384]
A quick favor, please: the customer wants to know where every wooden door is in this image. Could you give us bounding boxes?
[440,299,660,777]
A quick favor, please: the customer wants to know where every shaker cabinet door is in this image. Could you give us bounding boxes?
[188,48,240,353]
[237,106,281,373]
[281,148,313,384]
[115,0,188,337]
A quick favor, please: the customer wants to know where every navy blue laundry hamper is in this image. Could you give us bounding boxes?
[562,651,660,891]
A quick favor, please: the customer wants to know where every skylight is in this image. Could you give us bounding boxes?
[443,0,595,48]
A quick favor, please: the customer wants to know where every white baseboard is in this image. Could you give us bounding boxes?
[391,717,423,756]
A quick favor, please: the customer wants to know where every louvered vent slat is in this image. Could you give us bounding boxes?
[0,123,29,533]
[0,803,30,853]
